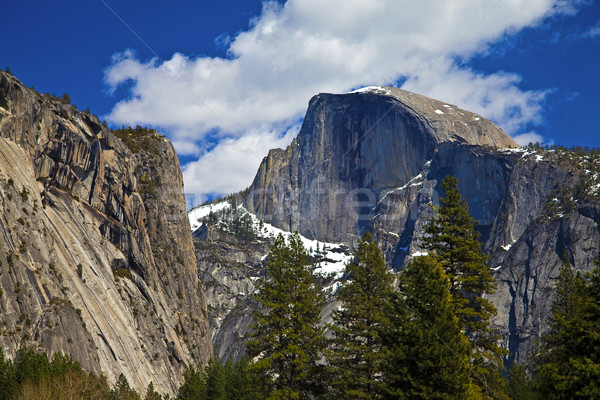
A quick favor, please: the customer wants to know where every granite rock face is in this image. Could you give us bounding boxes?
[0,71,211,395]
[242,86,600,365]
[193,224,272,361]
[245,87,517,244]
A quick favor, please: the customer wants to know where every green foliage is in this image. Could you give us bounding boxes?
[247,233,326,399]
[14,347,51,385]
[327,231,393,399]
[113,267,133,281]
[0,349,17,400]
[382,256,477,400]
[533,256,600,399]
[205,358,227,400]
[19,188,28,202]
[0,347,112,400]
[177,357,259,400]
[43,92,72,105]
[49,352,82,377]
[222,357,260,400]
[202,200,258,242]
[505,363,537,400]
[113,125,163,155]
[144,382,163,400]
[109,373,141,400]
[177,364,207,400]
[422,175,506,398]
[198,187,251,208]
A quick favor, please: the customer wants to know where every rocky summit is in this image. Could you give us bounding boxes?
[0,71,212,395]
[245,86,518,244]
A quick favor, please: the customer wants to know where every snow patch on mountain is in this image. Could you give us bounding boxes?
[189,201,354,281]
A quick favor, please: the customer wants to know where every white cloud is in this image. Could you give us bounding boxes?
[401,62,550,135]
[182,124,300,206]
[103,0,586,202]
[512,132,547,146]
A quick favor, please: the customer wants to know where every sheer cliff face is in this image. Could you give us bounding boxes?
[243,86,600,365]
[245,87,517,243]
[0,71,211,395]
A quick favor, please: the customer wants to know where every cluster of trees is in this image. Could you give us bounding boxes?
[0,347,157,399]
[526,141,600,155]
[201,174,595,399]
[42,92,71,105]
[507,256,600,399]
[191,175,505,399]
[205,196,259,242]
[177,357,258,400]
[113,125,163,155]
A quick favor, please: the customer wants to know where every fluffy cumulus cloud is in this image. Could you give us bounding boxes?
[182,124,300,206]
[104,0,585,203]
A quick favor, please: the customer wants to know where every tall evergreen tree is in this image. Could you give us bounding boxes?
[206,358,227,400]
[533,256,600,399]
[0,349,17,400]
[247,233,326,399]
[110,373,141,400]
[381,256,477,400]
[327,231,393,399]
[144,382,163,400]
[505,362,537,400]
[14,347,51,386]
[422,175,506,398]
[177,364,207,400]
[224,356,260,400]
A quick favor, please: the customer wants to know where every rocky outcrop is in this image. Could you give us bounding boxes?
[241,85,600,366]
[370,145,599,364]
[0,71,211,395]
[193,224,271,362]
[245,87,517,244]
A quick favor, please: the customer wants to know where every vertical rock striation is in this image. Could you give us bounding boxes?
[0,71,211,395]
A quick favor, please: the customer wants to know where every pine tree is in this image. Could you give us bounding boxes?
[206,358,227,400]
[327,231,393,399]
[381,256,477,400]
[0,349,17,400]
[177,364,207,400]
[144,382,163,400]
[224,357,260,400]
[110,373,141,400]
[247,232,326,399]
[577,267,600,397]
[14,347,51,386]
[505,362,536,400]
[533,256,600,399]
[422,175,506,398]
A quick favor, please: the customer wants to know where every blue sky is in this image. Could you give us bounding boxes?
[1,0,599,204]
